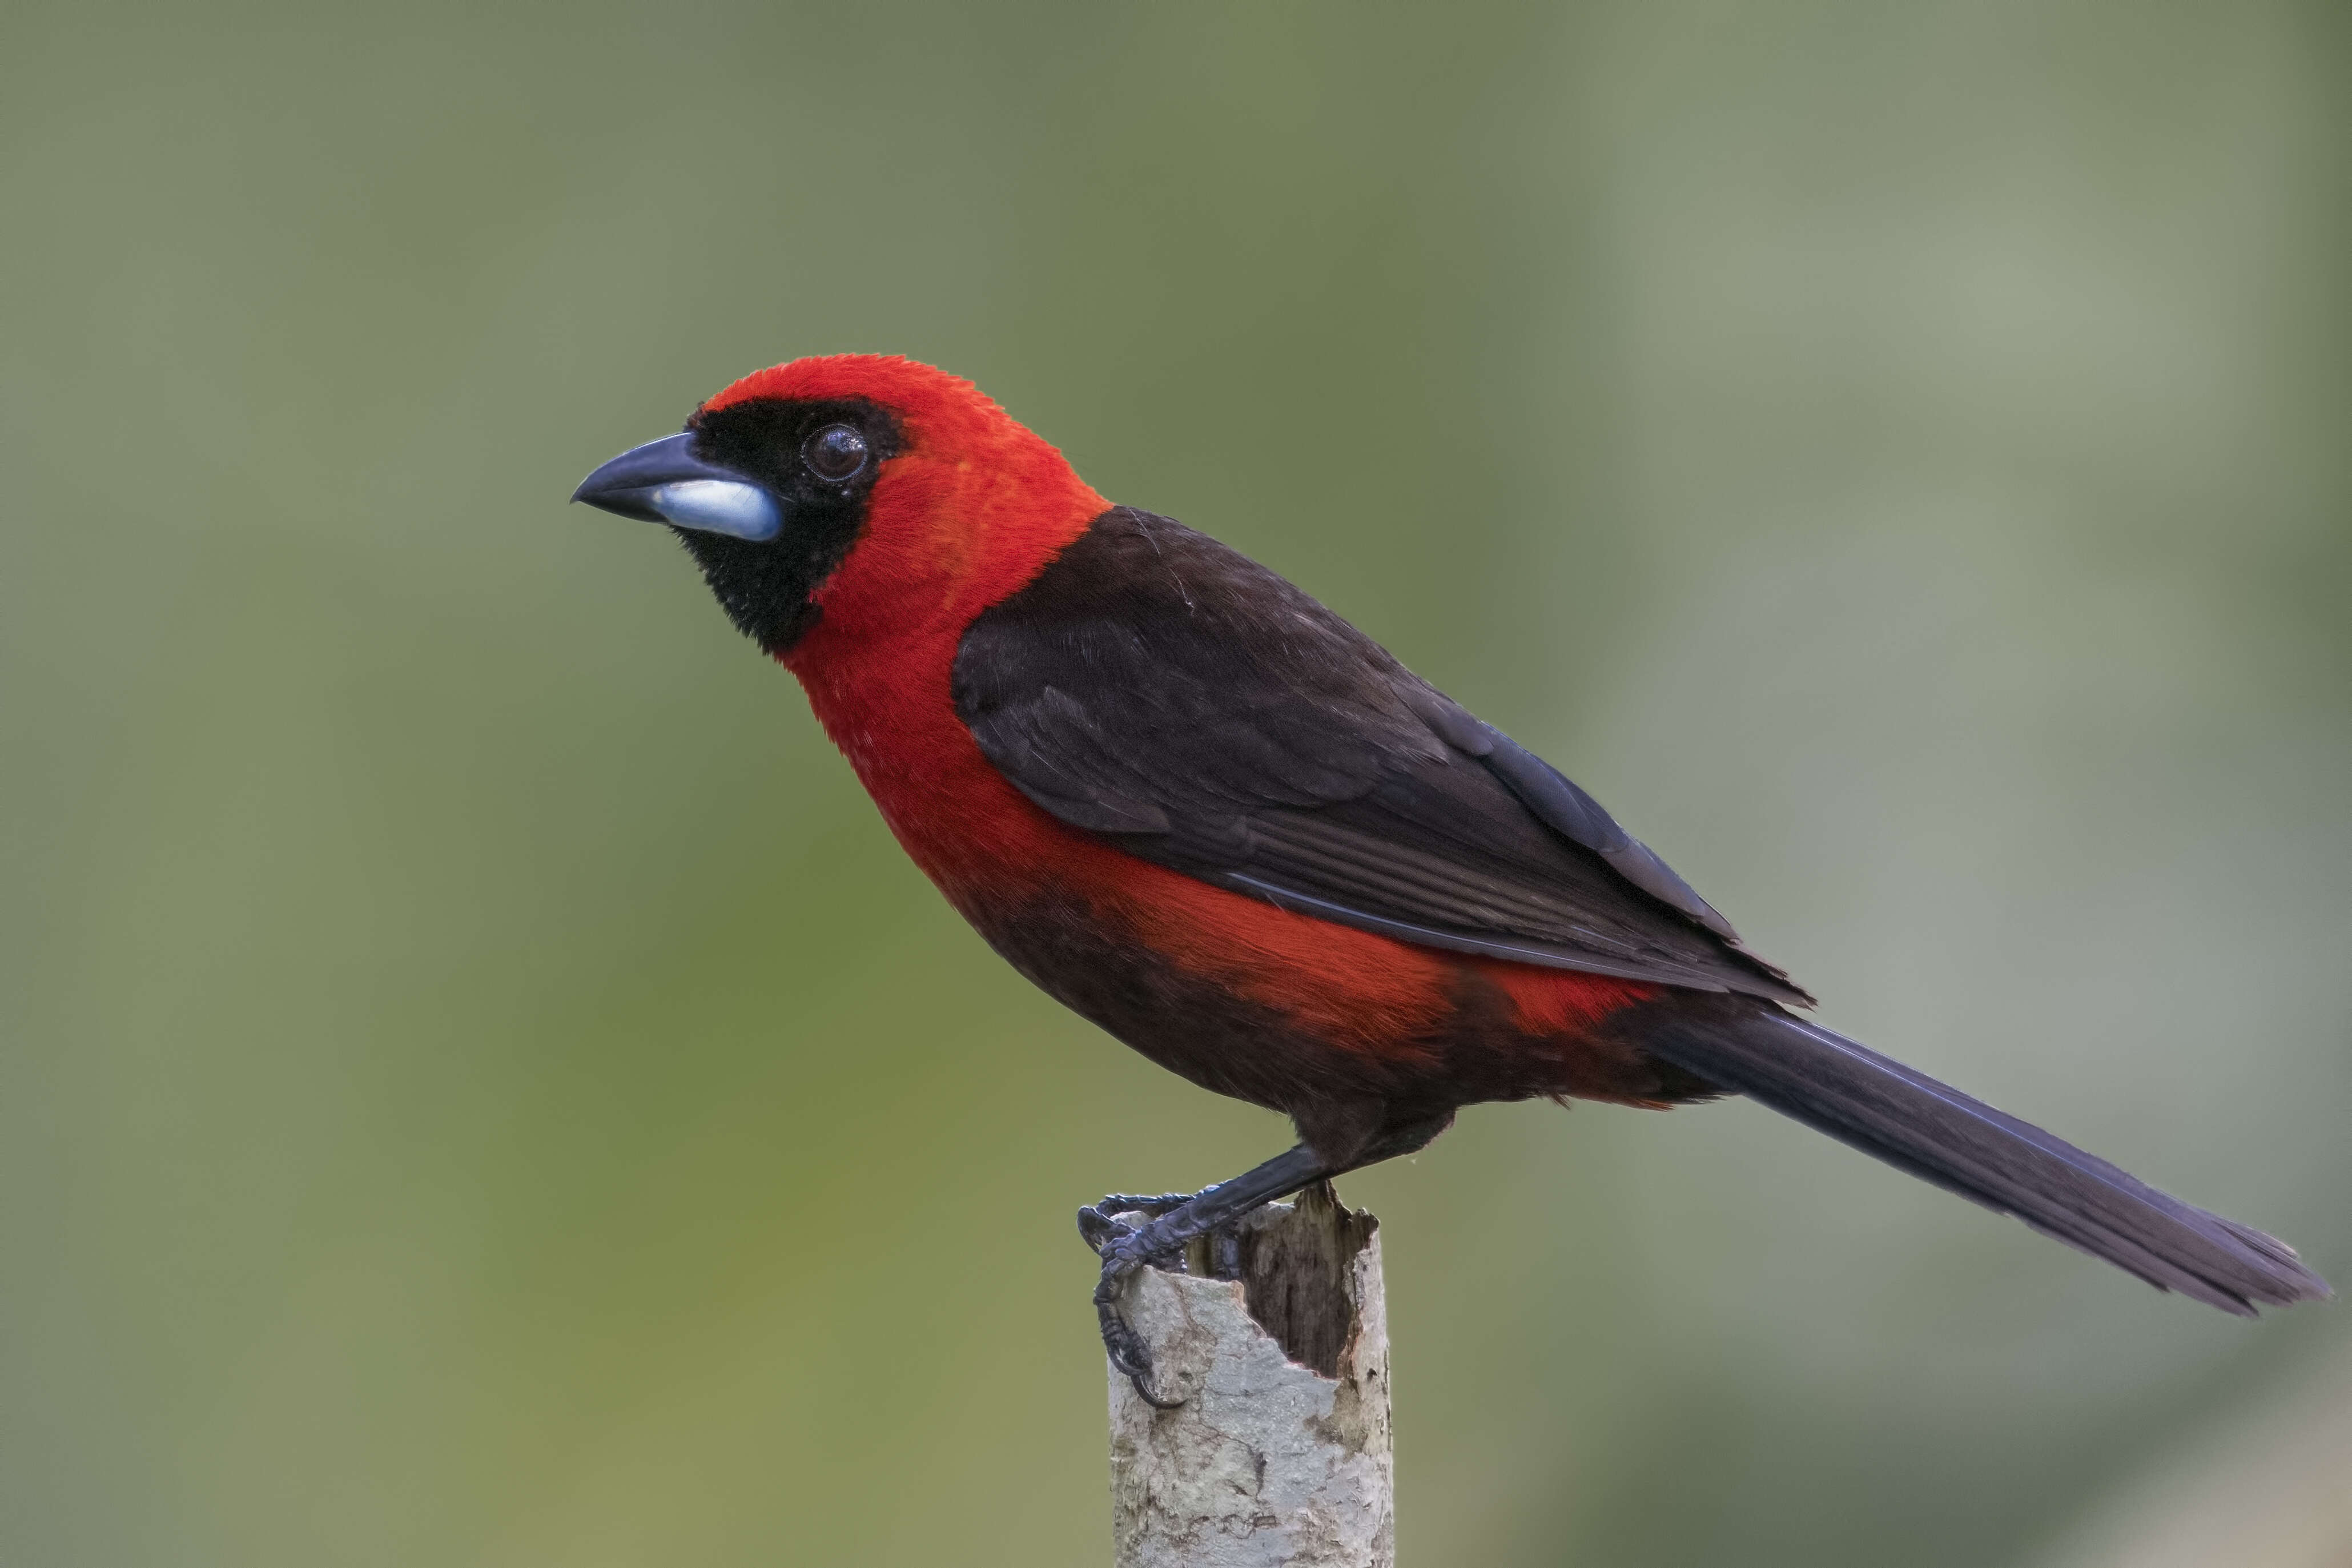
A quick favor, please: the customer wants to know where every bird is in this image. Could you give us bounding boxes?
[572,353,2328,1403]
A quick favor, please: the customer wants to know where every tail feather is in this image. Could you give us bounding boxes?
[1642,1008,2330,1314]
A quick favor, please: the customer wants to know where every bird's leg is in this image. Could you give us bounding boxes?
[1077,1143,1330,1407]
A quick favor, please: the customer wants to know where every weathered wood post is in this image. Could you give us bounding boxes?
[1105,1183,1394,1567]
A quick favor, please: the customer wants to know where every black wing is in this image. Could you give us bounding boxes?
[952,507,1808,1004]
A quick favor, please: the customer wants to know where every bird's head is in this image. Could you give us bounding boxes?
[573,355,1105,661]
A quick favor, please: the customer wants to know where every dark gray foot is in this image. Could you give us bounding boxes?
[1075,1145,1330,1407]
[1074,1193,1191,1254]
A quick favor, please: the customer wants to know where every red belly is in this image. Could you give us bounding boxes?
[790,633,1694,1120]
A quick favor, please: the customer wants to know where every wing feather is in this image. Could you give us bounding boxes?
[952,507,1808,1004]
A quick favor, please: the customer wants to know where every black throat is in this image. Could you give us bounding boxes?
[675,396,902,656]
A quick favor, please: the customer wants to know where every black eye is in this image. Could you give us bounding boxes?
[803,423,869,483]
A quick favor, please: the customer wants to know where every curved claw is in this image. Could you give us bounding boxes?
[1099,1293,1187,1409]
[1125,1364,1187,1410]
[1093,1235,1189,1409]
[1076,1208,1124,1251]
[1076,1204,1137,1253]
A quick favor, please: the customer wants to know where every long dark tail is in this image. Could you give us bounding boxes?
[1641,1006,2331,1314]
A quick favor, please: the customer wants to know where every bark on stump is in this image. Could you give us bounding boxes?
[1107,1182,1393,1567]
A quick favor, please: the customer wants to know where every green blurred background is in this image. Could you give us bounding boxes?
[5,2,2347,1563]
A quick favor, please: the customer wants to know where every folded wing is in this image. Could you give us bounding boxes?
[952,506,1807,1004]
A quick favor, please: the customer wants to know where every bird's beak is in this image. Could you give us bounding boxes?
[570,433,782,542]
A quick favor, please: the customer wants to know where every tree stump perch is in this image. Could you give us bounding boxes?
[1106,1182,1394,1567]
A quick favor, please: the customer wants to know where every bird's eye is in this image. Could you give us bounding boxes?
[803,424,869,483]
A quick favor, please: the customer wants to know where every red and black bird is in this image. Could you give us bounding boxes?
[574,355,2326,1400]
